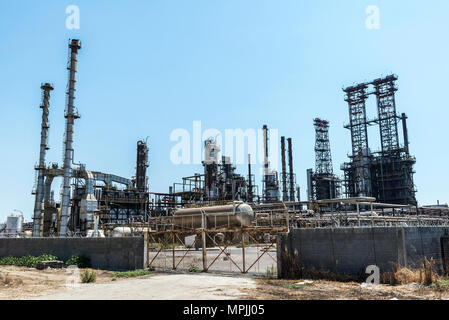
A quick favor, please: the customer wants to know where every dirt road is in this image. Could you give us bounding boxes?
[2,266,449,300]
[29,273,256,300]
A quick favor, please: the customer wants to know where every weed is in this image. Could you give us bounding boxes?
[188,264,199,272]
[81,270,96,283]
[112,269,154,278]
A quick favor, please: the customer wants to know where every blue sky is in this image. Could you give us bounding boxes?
[0,0,448,221]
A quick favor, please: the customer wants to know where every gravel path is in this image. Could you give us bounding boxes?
[29,273,257,300]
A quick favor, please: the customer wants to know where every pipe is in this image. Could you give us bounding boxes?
[287,138,295,201]
[60,39,81,237]
[247,154,253,202]
[281,137,288,201]
[262,125,269,200]
[32,83,54,237]
[401,113,409,156]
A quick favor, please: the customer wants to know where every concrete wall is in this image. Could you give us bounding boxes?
[278,227,449,278]
[403,227,449,272]
[0,237,145,271]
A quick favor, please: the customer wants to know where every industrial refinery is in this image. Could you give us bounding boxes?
[1,38,447,240]
[3,0,449,307]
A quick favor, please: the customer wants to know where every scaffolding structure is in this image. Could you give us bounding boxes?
[308,119,341,202]
[341,75,417,205]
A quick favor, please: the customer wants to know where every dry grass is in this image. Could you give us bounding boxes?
[280,251,446,289]
[381,258,437,286]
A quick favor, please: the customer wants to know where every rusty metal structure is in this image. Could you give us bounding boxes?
[341,75,417,205]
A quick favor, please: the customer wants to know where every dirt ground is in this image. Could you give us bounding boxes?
[0,266,115,299]
[1,266,449,300]
[243,278,449,300]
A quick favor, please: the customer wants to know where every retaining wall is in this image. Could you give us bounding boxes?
[277,227,449,278]
[0,236,145,271]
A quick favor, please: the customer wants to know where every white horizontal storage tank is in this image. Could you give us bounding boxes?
[111,226,132,237]
[6,215,23,234]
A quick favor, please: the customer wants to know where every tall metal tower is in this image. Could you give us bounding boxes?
[32,83,54,237]
[344,84,369,157]
[59,39,81,237]
[262,125,280,202]
[309,119,340,201]
[372,75,400,154]
[136,140,149,192]
[247,154,254,203]
[342,83,372,198]
[314,118,333,175]
[280,137,288,202]
[341,74,416,205]
[287,138,295,202]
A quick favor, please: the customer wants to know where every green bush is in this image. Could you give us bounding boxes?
[81,270,96,283]
[0,254,58,268]
[188,264,199,272]
[65,255,91,268]
[112,269,154,278]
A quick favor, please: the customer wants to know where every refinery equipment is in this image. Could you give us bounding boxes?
[31,39,151,237]
[5,215,24,235]
[262,125,280,202]
[172,202,255,229]
[32,83,54,237]
[307,118,341,202]
[30,38,429,240]
[341,75,417,206]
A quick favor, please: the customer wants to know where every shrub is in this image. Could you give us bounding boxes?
[188,264,199,272]
[0,254,58,268]
[81,270,96,283]
[65,255,90,268]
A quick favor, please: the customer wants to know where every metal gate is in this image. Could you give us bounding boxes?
[146,228,283,275]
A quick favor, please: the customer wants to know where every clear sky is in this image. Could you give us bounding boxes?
[1,0,448,222]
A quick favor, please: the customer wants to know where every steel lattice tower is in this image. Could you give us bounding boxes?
[308,119,340,202]
[372,75,400,154]
[314,118,333,175]
[344,84,369,157]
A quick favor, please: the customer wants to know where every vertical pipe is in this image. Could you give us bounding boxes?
[307,169,313,201]
[281,137,288,201]
[201,209,207,271]
[263,125,269,171]
[262,125,269,201]
[60,39,81,237]
[401,113,409,156]
[241,230,246,273]
[247,154,253,203]
[287,138,295,201]
[32,83,54,237]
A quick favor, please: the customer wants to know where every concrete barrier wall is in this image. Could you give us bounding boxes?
[403,227,449,272]
[0,237,145,271]
[278,227,449,278]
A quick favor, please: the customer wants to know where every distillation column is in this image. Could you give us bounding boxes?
[287,138,295,202]
[32,83,54,237]
[281,137,288,202]
[59,39,81,236]
[136,140,149,192]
